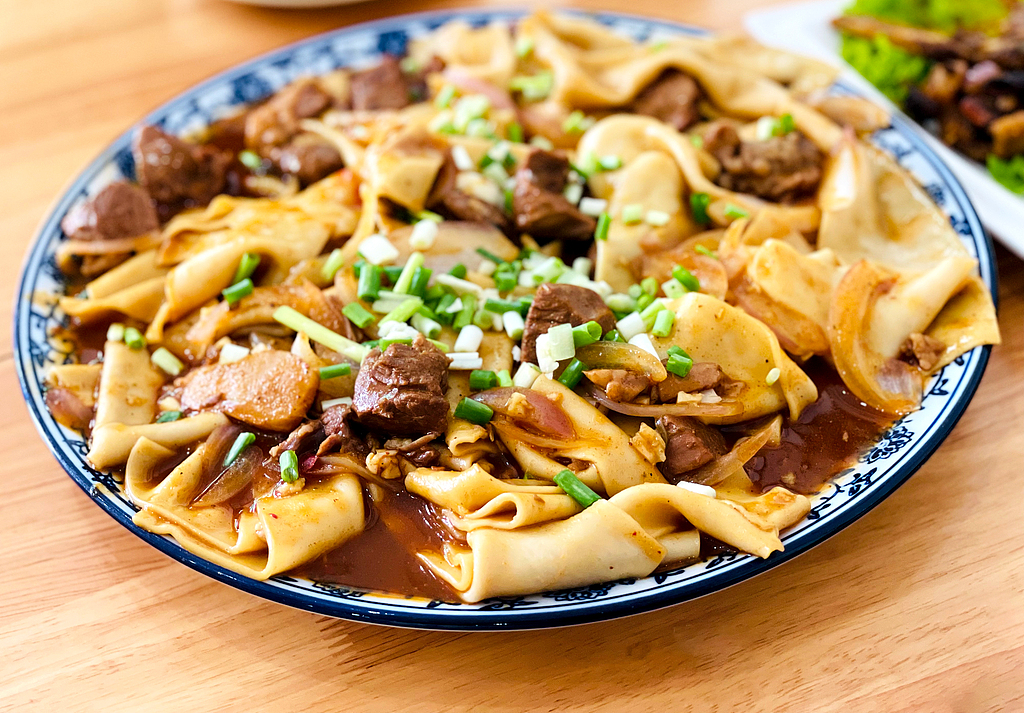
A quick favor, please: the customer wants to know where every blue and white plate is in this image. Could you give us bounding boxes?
[15,9,996,630]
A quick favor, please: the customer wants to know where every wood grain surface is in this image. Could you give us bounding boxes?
[1,1,1022,711]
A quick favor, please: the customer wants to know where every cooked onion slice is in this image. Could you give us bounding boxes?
[472,387,576,440]
[584,383,744,419]
[192,445,262,506]
[576,342,667,383]
[686,416,781,486]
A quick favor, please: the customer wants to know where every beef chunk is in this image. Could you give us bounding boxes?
[512,150,596,242]
[60,181,158,241]
[521,283,616,364]
[269,420,323,459]
[657,416,727,482]
[318,404,370,459]
[349,55,422,111]
[990,110,1024,157]
[428,152,512,231]
[277,134,345,186]
[898,332,947,372]
[244,77,333,149]
[655,362,723,402]
[352,334,450,436]
[630,70,702,131]
[584,369,650,402]
[703,121,823,203]
[133,125,231,208]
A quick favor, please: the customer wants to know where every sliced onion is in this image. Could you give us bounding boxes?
[55,231,161,257]
[576,342,667,383]
[193,422,243,501]
[584,383,744,418]
[491,418,593,450]
[441,68,518,112]
[192,445,262,506]
[685,416,781,486]
[45,387,93,431]
[472,387,575,439]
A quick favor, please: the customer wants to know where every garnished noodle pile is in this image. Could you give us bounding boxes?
[46,12,1000,602]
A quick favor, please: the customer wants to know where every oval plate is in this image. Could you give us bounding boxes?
[15,9,996,631]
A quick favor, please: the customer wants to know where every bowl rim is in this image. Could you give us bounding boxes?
[14,7,997,631]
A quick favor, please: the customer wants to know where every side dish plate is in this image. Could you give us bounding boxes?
[15,9,996,630]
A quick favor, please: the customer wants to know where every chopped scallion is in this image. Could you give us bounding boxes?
[410,311,442,339]
[408,266,432,298]
[435,84,457,109]
[553,469,601,508]
[621,204,644,225]
[392,252,424,294]
[690,192,711,226]
[604,329,624,343]
[652,310,675,338]
[666,352,693,378]
[224,432,255,467]
[106,323,125,343]
[507,120,524,143]
[124,327,146,350]
[476,247,505,265]
[151,347,184,376]
[357,264,382,302]
[272,306,369,363]
[238,150,262,170]
[557,358,586,389]
[453,294,477,330]
[449,263,468,279]
[321,249,344,282]
[496,369,513,387]
[571,321,602,348]
[233,252,261,285]
[380,297,423,325]
[724,203,749,220]
[319,363,352,380]
[640,277,659,296]
[469,369,498,391]
[342,302,375,329]
[156,410,182,423]
[454,397,493,424]
[672,265,701,292]
[695,245,718,259]
[222,278,253,305]
[280,449,299,483]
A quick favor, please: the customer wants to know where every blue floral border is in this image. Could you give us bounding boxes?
[13,9,996,630]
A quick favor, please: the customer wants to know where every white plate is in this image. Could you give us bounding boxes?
[744,0,1024,259]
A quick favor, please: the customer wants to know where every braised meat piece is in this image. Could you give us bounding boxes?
[520,283,616,364]
[630,70,702,131]
[584,369,650,402]
[512,150,596,242]
[178,350,318,432]
[352,334,450,436]
[349,55,441,111]
[244,77,333,149]
[703,121,824,203]
[655,362,724,403]
[60,181,158,242]
[276,134,345,186]
[428,152,512,232]
[133,125,231,208]
[318,404,371,459]
[657,415,728,482]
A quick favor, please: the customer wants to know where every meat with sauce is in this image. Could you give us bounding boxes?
[318,404,371,459]
[703,121,823,203]
[351,334,450,436]
[244,77,334,149]
[178,350,318,432]
[657,415,728,482]
[520,283,616,364]
[276,134,345,186]
[584,369,650,402]
[349,55,440,111]
[655,362,723,402]
[512,149,596,241]
[133,125,231,210]
[428,151,512,232]
[630,70,703,131]
[898,332,946,372]
[60,181,158,242]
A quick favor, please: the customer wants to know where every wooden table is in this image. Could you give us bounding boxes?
[2,1,1022,710]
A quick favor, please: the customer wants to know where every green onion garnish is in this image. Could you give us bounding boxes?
[553,469,601,508]
[380,297,423,325]
[469,369,498,390]
[594,212,611,241]
[695,245,717,259]
[449,263,468,279]
[124,327,146,350]
[509,70,554,101]
[272,306,369,363]
[571,321,602,348]
[382,265,404,284]
[628,283,644,300]
[416,209,443,223]
[454,397,493,424]
[666,347,693,378]
[598,155,622,171]
[151,347,184,376]
[321,248,345,282]
[476,247,505,265]
[662,278,685,300]
[156,410,182,423]
[435,84,457,109]
[562,110,592,134]
[393,252,424,294]
[280,449,299,483]
[672,265,701,292]
[496,369,513,387]
[635,292,655,312]
[621,204,644,225]
[514,35,534,58]
[106,323,125,343]
[453,294,477,330]
[238,150,262,170]
[342,302,375,329]
[410,312,442,339]
[640,276,659,296]
[652,310,675,338]
[604,329,625,343]
[319,363,352,380]
[380,337,413,349]
[224,432,255,467]
[690,134,704,149]
[640,298,667,329]
[507,121,524,143]
[777,113,795,136]
[724,203,749,220]
[484,297,526,315]
[222,278,254,306]
[690,192,712,226]
[357,264,382,302]
[233,252,261,285]
[557,358,586,389]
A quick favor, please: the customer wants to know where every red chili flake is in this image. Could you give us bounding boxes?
[271,513,279,519]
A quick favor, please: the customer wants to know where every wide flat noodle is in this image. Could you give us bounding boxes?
[126,438,364,580]
[93,340,166,429]
[88,412,228,470]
